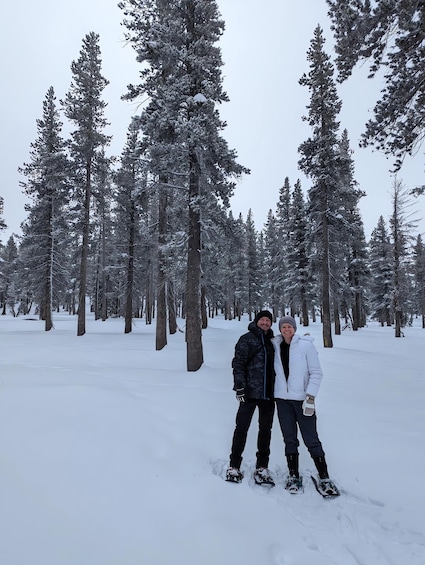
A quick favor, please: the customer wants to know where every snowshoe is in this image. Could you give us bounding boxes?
[285,475,303,494]
[311,475,340,498]
[225,467,243,483]
[253,467,275,487]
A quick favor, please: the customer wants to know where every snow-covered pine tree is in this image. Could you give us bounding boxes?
[333,129,368,332]
[413,235,425,328]
[285,179,314,326]
[119,0,247,370]
[114,118,148,334]
[0,236,19,316]
[91,149,115,322]
[245,209,262,319]
[298,25,343,348]
[389,179,419,337]
[274,177,292,315]
[0,197,6,233]
[327,0,425,172]
[262,209,281,320]
[62,32,111,336]
[217,211,249,320]
[18,87,69,330]
[231,212,250,320]
[368,216,393,327]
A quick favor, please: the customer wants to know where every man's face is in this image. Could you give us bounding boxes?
[280,323,295,342]
[257,316,272,332]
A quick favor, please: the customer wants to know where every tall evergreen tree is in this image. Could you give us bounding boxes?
[274,177,292,314]
[62,32,111,336]
[0,197,6,234]
[334,129,368,331]
[0,235,19,316]
[91,149,115,322]
[245,209,262,317]
[18,87,69,330]
[285,180,312,325]
[327,0,425,171]
[298,25,342,347]
[262,209,280,319]
[389,179,418,337]
[369,216,393,326]
[413,234,425,328]
[114,118,147,334]
[119,0,247,370]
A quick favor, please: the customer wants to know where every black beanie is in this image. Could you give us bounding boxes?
[254,310,273,324]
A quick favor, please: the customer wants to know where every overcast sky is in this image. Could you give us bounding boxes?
[1,0,424,244]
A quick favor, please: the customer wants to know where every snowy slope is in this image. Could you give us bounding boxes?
[0,314,424,565]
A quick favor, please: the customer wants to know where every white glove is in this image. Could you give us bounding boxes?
[302,395,315,416]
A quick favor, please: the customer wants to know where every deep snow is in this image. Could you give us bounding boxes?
[0,313,424,565]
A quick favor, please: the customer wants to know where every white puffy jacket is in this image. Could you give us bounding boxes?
[272,333,323,400]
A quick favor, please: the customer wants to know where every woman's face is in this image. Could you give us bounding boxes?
[280,323,295,343]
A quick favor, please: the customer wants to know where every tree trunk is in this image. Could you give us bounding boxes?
[334,302,341,335]
[322,215,333,348]
[77,161,91,336]
[101,217,108,321]
[156,189,167,349]
[185,149,203,371]
[201,285,207,329]
[44,196,53,331]
[301,294,309,327]
[124,202,135,334]
[167,280,177,335]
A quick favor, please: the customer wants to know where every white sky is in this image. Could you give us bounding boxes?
[1,0,424,243]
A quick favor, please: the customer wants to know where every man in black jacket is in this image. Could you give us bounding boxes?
[226,310,276,485]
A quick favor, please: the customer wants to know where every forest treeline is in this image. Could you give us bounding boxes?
[0,1,424,370]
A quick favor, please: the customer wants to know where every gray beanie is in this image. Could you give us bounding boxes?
[278,316,297,331]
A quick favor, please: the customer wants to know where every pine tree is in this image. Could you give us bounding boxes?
[389,179,419,336]
[298,25,342,348]
[0,197,6,234]
[285,180,312,325]
[327,0,425,171]
[119,0,247,370]
[91,149,115,322]
[18,87,69,330]
[274,177,292,314]
[413,235,425,328]
[245,209,262,317]
[262,209,281,319]
[62,32,111,336]
[369,216,393,326]
[0,236,19,315]
[114,118,147,334]
[333,130,368,331]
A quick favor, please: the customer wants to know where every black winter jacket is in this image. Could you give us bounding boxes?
[232,321,275,400]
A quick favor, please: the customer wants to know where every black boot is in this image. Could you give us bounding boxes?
[285,453,303,492]
[286,453,299,478]
[313,455,329,479]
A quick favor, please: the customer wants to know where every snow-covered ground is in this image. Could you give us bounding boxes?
[0,313,424,565]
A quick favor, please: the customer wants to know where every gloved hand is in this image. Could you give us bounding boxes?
[302,394,315,416]
[236,388,246,403]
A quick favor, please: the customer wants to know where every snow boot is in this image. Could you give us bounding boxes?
[285,453,303,493]
[226,467,243,483]
[285,475,303,493]
[286,453,299,477]
[253,467,275,486]
[312,456,340,497]
[313,455,329,479]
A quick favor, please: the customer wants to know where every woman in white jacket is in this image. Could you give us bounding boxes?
[272,316,338,496]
